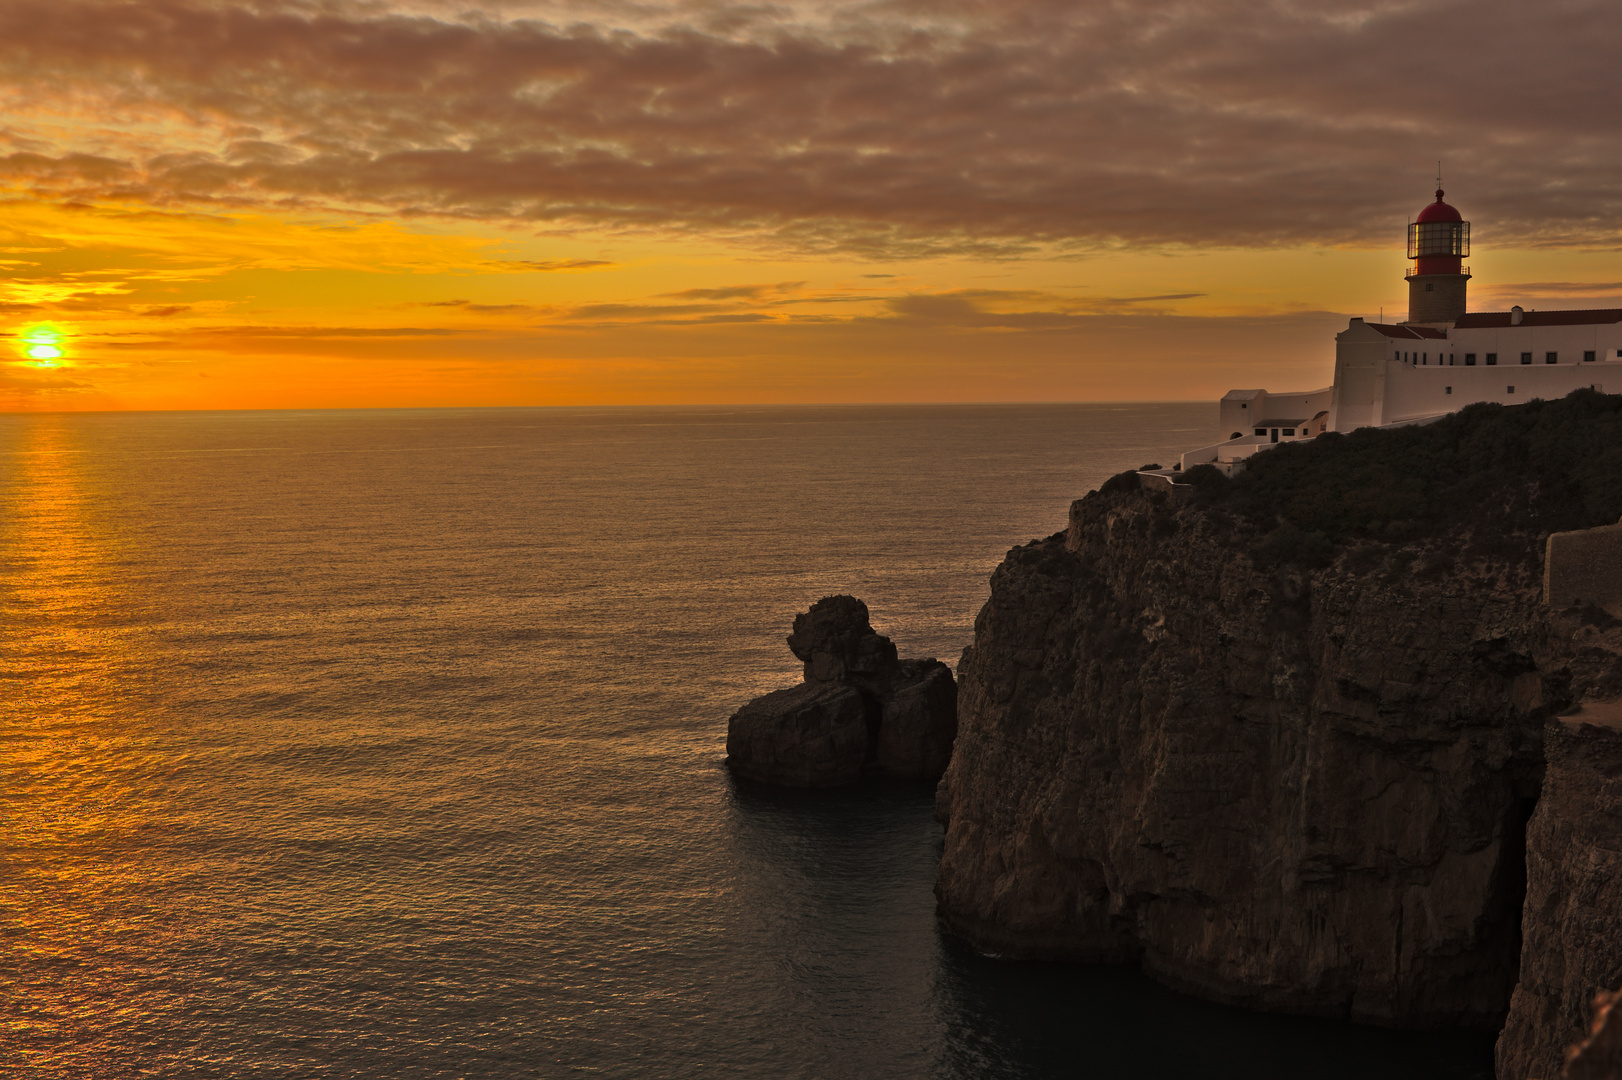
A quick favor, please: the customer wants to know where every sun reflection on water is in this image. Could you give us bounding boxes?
[0,416,186,1075]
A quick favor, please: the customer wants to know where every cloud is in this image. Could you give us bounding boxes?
[499,258,615,271]
[661,280,805,300]
[0,0,1615,256]
[1482,281,1622,297]
[884,287,1205,326]
[409,298,538,312]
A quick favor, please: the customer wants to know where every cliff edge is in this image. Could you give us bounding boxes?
[935,391,1622,1049]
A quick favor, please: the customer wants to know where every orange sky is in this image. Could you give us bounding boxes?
[3,0,1621,411]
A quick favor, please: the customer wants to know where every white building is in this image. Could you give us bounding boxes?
[1181,187,1622,475]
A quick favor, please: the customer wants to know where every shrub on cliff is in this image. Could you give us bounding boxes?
[1213,388,1622,549]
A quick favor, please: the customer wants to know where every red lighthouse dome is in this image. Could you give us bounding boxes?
[1416,188,1463,224]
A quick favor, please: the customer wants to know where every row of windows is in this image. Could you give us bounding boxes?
[1441,385,1603,396]
[1400,349,1619,365]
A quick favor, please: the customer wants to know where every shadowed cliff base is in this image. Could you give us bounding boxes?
[935,389,1622,1068]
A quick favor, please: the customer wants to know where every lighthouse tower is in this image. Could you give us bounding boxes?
[1405,186,1470,324]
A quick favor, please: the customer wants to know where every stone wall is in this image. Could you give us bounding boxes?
[1545,519,1622,614]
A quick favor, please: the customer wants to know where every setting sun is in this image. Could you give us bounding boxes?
[18,325,66,366]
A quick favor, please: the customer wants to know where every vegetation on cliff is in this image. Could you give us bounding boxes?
[1130,388,1622,569]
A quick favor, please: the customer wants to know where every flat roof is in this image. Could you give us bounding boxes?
[1369,322,1448,340]
[1454,308,1622,328]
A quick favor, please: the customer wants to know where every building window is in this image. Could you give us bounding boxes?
[1508,386,1515,394]
[1487,353,1498,365]
[1522,352,1533,365]
[1585,350,1597,362]
[1422,353,1428,363]
[1255,429,1266,436]
[1450,354,1456,365]
[1240,402,1247,409]
[1465,353,1476,366]
[1426,283,1435,292]
[1283,429,1295,436]
[1547,352,1559,364]
[1445,386,1452,394]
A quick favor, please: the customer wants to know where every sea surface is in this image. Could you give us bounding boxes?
[1,405,1494,1078]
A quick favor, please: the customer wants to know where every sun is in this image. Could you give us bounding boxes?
[18,325,68,366]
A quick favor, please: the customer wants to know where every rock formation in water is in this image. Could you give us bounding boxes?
[726,596,957,787]
[934,393,1622,1049]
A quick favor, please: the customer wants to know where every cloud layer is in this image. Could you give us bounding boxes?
[2,0,1618,256]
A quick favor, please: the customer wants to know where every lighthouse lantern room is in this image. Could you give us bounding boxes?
[1405,187,1471,324]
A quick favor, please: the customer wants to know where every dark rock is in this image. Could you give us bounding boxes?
[726,595,958,787]
[786,595,899,692]
[934,482,1552,1026]
[725,681,870,788]
[877,659,957,780]
[1498,708,1622,1080]
[930,401,1622,1035]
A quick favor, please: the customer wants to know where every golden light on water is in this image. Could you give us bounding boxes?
[18,325,68,366]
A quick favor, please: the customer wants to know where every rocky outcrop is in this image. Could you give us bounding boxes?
[1498,684,1622,1077]
[935,480,1563,1027]
[787,594,899,692]
[726,596,957,787]
[879,659,958,781]
[725,681,871,788]
[932,396,1622,1055]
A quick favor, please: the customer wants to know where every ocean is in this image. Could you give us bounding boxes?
[1,405,1493,1078]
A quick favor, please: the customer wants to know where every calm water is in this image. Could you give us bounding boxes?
[1,405,1493,1078]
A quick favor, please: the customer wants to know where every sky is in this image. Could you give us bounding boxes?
[2,0,1621,410]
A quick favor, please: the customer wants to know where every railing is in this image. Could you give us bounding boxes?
[1406,264,1470,279]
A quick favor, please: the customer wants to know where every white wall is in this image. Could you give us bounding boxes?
[1220,387,1331,440]
[1329,321,1389,430]
[1380,357,1618,424]
[1220,316,1622,444]
[1380,324,1621,369]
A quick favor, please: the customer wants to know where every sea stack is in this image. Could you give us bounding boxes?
[726,596,957,787]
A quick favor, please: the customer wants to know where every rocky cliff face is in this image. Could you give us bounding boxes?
[1497,681,1622,1076]
[936,477,1582,1027]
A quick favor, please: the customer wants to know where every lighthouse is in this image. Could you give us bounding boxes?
[1174,178,1622,477]
[1405,187,1470,324]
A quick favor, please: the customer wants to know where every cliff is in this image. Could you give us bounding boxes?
[1497,694,1622,1078]
[935,391,1622,1048]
